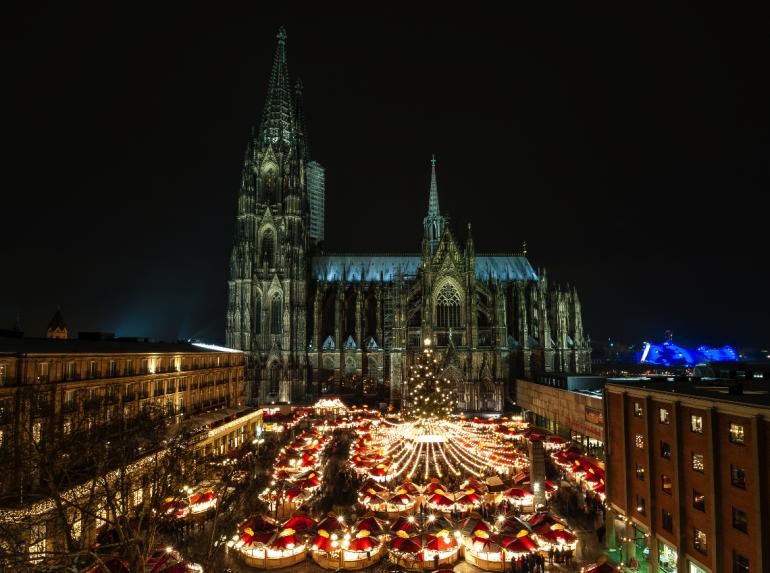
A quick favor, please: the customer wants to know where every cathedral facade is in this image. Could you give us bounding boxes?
[226,29,591,411]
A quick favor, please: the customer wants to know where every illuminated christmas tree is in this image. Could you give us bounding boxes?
[405,338,457,419]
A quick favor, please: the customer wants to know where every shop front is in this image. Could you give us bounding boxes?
[605,512,650,571]
[657,539,677,573]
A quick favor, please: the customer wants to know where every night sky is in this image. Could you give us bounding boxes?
[5,6,769,350]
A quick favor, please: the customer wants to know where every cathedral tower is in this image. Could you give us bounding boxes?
[227,27,312,404]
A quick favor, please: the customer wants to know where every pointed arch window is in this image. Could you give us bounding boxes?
[436,283,461,328]
[269,362,280,395]
[261,230,275,267]
[254,294,262,334]
[270,293,282,334]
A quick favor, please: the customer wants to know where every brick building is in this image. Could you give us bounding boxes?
[604,378,769,573]
[0,333,256,557]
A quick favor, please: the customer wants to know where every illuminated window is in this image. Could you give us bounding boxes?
[693,528,707,554]
[661,509,673,532]
[690,414,703,433]
[0,364,4,384]
[634,402,643,417]
[659,407,670,424]
[32,422,42,444]
[635,495,646,515]
[270,293,282,334]
[693,490,705,512]
[691,453,704,472]
[660,441,671,459]
[436,283,461,328]
[661,474,673,495]
[729,423,745,445]
[636,463,645,480]
[634,434,645,449]
[731,464,746,489]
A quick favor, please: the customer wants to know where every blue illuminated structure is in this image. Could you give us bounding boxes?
[638,339,738,367]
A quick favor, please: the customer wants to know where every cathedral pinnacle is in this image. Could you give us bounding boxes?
[423,155,445,255]
[260,27,295,145]
[428,154,440,217]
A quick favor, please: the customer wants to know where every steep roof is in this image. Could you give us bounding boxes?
[47,308,66,331]
[310,254,538,282]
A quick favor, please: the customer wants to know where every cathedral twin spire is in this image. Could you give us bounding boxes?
[260,27,298,147]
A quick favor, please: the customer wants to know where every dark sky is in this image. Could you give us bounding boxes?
[5,5,769,349]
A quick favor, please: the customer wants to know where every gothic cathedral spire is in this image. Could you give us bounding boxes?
[260,27,296,146]
[423,154,445,255]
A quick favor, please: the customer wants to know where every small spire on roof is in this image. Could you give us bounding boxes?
[522,240,527,256]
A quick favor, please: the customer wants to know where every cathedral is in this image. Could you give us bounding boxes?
[226,29,591,411]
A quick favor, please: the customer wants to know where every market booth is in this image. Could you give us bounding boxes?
[387,531,461,571]
[463,531,538,571]
[311,515,386,570]
[234,514,315,569]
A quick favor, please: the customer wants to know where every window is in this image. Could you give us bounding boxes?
[732,507,748,533]
[693,490,705,511]
[270,293,282,334]
[659,407,670,424]
[691,414,703,433]
[661,474,673,495]
[691,452,704,473]
[634,434,645,449]
[661,509,673,533]
[660,441,671,459]
[66,362,77,380]
[729,423,745,445]
[254,294,262,334]
[693,528,707,554]
[635,495,646,515]
[37,362,49,382]
[141,359,148,373]
[731,464,746,489]
[634,402,643,417]
[108,360,116,376]
[436,283,461,328]
[636,463,645,481]
[733,552,749,573]
[261,229,275,267]
[126,359,133,375]
[88,361,97,378]
[0,364,5,385]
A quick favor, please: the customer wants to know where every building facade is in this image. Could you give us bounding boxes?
[0,334,253,558]
[516,376,605,456]
[604,378,770,573]
[226,28,591,410]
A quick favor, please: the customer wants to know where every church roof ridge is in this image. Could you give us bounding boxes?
[317,252,421,257]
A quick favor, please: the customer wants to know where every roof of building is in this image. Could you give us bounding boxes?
[310,254,538,282]
[47,308,66,331]
[0,336,241,356]
[605,377,770,409]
